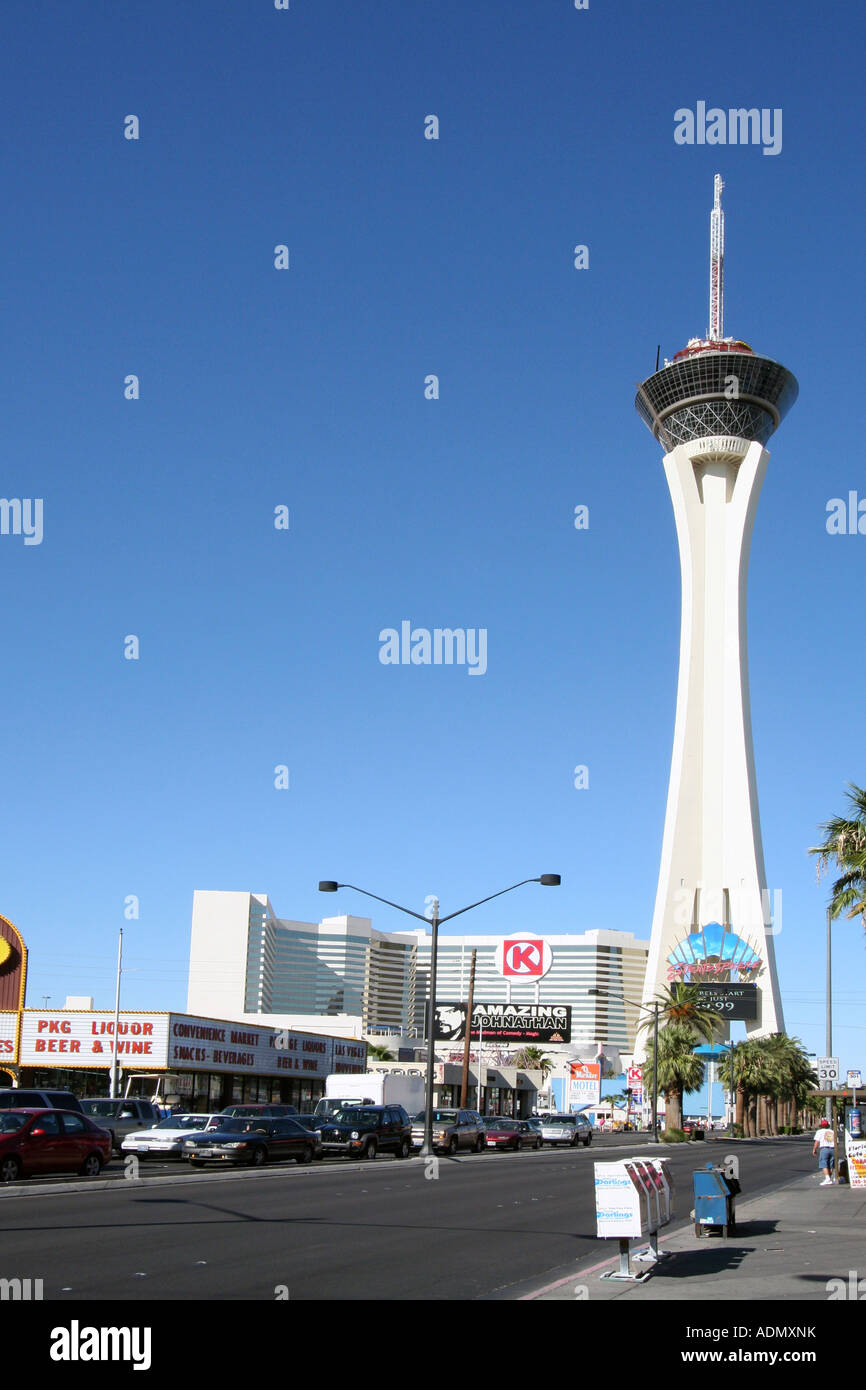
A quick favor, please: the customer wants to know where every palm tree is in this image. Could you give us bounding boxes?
[642,1024,705,1132]
[639,984,724,1046]
[809,782,866,926]
[738,1033,817,1134]
[601,1092,627,1130]
[512,1046,553,1078]
[365,1043,394,1061]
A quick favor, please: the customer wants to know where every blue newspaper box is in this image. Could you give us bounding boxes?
[693,1163,739,1237]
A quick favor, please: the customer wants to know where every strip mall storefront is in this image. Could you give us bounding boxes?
[0,1008,367,1110]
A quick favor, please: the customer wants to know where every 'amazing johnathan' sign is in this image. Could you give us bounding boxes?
[434,1002,571,1044]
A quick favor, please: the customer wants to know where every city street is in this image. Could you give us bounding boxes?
[0,1137,815,1301]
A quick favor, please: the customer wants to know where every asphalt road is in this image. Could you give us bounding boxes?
[0,1135,815,1301]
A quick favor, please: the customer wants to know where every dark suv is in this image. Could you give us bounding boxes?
[0,1089,82,1114]
[317,1104,412,1160]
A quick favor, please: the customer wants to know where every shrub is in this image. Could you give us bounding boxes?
[660,1128,688,1144]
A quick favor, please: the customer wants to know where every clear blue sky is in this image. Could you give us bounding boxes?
[2,0,863,1075]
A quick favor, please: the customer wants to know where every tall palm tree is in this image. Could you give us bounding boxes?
[639,985,724,1046]
[642,1024,705,1132]
[809,782,866,926]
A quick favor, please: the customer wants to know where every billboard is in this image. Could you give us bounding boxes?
[434,1001,571,1044]
[569,1061,601,1109]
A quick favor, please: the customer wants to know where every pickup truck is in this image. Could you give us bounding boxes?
[80,1098,162,1153]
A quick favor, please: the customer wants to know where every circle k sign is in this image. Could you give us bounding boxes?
[494,935,553,980]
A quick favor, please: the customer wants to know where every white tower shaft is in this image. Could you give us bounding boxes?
[709,174,725,341]
[641,437,784,1036]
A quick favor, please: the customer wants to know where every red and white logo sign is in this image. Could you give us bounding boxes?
[494,936,552,979]
[627,1066,643,1088]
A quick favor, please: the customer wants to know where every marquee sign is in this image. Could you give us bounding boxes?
[666,922,763,984]
[0,1012,17,1063]
[0,914,27,1013]
[18,1011,170,1068]
[16,1010,366,1079]
[434,1002,571,1043]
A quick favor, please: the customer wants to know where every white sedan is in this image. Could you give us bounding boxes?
[121,1113,225,1160]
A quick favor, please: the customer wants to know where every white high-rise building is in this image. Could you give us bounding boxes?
[187,892,649,1055]
[634,177,797,1036]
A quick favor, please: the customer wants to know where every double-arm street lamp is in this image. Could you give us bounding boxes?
[587,988,661,1143]
[319,875,561,1157]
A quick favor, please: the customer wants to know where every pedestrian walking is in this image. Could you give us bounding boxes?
[812,1118,836,1185]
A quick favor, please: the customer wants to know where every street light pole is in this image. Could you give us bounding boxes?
[652,1001,659,1143]
[424,896,440,1153]
[826,906,833,1126]
[319,875,560,1158]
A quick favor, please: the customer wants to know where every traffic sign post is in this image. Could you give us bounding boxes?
[818,1058,839,1132]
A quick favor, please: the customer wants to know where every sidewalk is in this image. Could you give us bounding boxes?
[526,1172,866,1301]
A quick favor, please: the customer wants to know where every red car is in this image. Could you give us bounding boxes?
[483,1117,541,1151]
[0,1108,112,1182]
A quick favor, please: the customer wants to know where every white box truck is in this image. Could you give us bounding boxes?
[314,1071,425,1119]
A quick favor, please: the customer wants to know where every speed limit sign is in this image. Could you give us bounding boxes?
[817,1056,839,1085]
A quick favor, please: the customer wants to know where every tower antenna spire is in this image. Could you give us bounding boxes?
[709,173,725,341]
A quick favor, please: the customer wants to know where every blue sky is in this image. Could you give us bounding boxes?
[1,0,863,1074]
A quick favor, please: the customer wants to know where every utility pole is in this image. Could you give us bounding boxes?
[460,950,477,1107]
[110,926,123,1100]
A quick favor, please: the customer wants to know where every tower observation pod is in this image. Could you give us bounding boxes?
[634,176,798,1041]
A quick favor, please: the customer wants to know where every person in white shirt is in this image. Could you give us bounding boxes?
[812,1119,836,1185]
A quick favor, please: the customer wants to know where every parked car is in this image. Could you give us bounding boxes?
[0,1088,82,1114]
[317,1105,412,1159]
[523,1116,545,1139]
[483,1117,542,1151]
[0,1108,111,1182]
[80,1098,162,1153]
[121,1113,225,1160]
[184,1116,317,1167]
[539,1114,593,1147]
[410,1108,485,1155]
[290,1114,325,1159]
[219,1103,298,1118]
